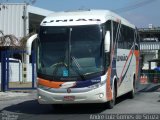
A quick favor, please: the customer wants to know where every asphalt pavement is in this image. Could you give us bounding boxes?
[0,84,160,120]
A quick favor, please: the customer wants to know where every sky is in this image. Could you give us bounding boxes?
[4,0,160,28]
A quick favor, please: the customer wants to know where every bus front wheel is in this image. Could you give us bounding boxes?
[107,84,116,109]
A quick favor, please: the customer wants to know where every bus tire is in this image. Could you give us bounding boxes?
[107,83,116,109]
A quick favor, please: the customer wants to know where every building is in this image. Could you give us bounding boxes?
[139,26,160,70]
[0,3,53,86]
[0,3,53,38]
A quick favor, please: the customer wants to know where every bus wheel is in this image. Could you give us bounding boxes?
[107,84,116,109]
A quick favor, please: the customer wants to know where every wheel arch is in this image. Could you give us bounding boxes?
[112,76,117,98]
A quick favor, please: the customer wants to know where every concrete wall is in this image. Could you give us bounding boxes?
[9,62,22,82]
[0,63,34,84]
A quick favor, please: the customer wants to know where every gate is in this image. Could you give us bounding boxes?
[1,50,36,91]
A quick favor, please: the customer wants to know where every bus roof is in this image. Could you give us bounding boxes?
[41,9,135,29]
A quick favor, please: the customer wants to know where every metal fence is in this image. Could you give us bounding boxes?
[1,50,36,91]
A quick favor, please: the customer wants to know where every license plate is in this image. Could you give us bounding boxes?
[63,96,75,101]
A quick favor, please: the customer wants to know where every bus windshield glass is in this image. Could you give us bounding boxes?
[38,25,104,81]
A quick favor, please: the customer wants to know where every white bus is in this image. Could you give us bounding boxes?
[36,10,140,108]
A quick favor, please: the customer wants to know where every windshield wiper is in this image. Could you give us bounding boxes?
[71,56,86,80]
[71,56,81,70]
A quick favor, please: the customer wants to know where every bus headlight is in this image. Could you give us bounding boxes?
[88,80,106,89]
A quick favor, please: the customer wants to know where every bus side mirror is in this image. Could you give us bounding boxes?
[104,31,111,52]
[26,34,38,55]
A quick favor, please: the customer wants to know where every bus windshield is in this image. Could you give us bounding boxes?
[38,25,104,81]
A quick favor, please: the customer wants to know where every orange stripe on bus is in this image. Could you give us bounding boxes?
[134,50,139,57]
[134,50,140,80]
[38,78,64,88]
[106,67,112,101]
[105,44,115,101]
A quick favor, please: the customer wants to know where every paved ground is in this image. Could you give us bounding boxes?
[0,84,160,120]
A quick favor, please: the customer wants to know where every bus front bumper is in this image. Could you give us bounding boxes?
[37,84,107,104]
